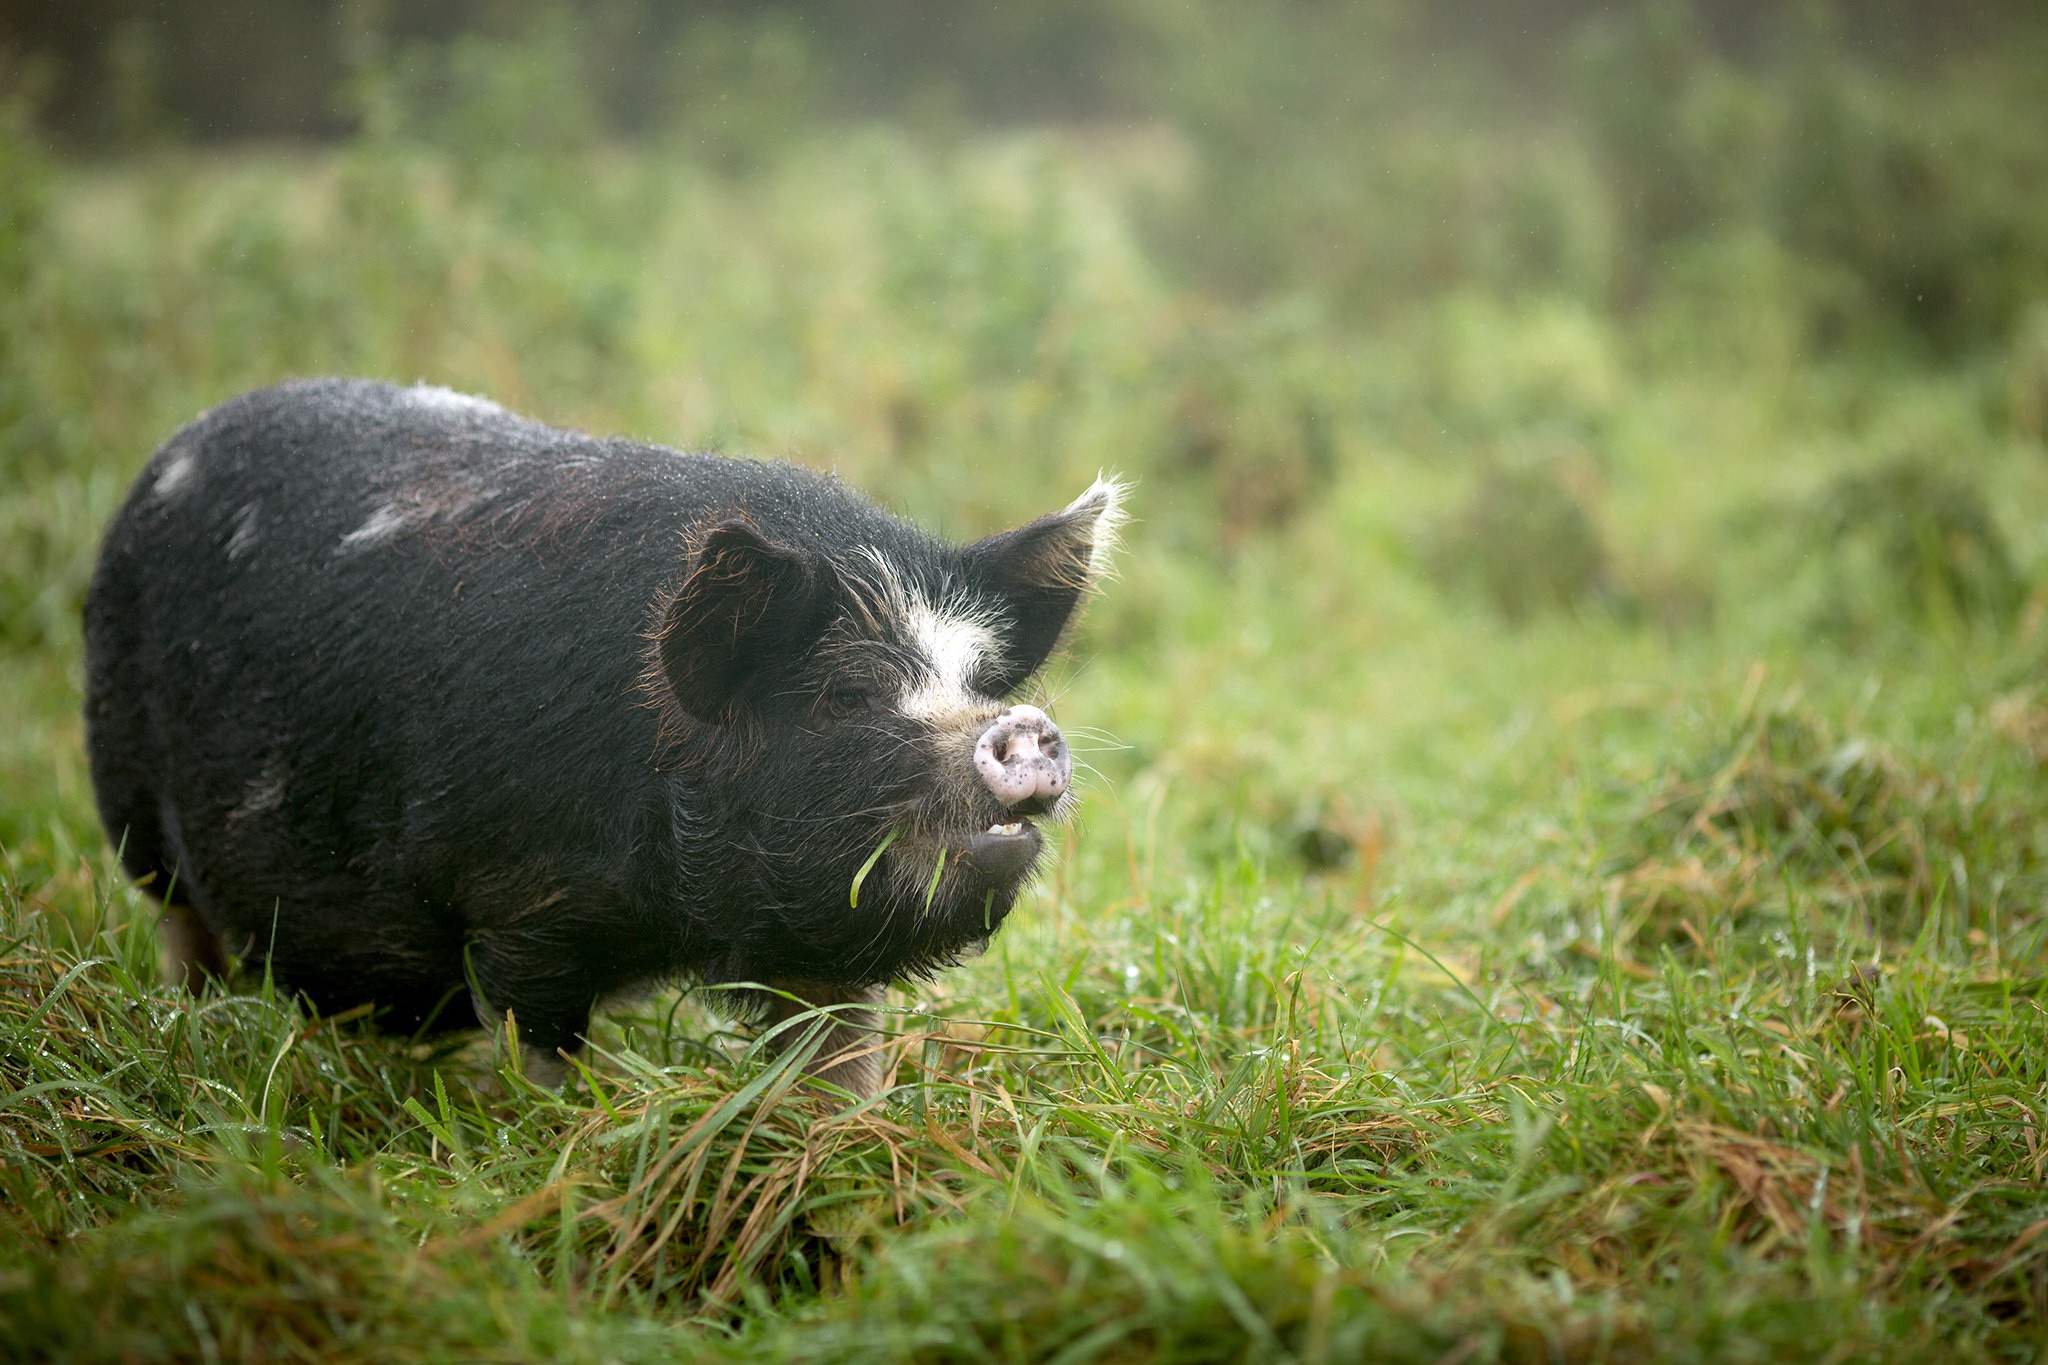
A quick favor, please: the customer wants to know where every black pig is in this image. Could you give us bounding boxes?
[83,379,1122,1096]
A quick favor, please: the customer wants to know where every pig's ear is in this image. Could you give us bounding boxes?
[966,475,1127,694]
[660,521,836,723]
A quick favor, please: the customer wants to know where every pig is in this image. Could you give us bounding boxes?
[82,378,1122,1097]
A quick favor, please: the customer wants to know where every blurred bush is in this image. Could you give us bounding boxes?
[2010,304,2048,444]
[1128,0,1619,313]
[1115,0,2048,356]
[0,94,50,476]
[1155,308,1339,551]
[1574,3,2048,355]
[1806,457,2025,632]
[1425,461,1612,626]
[0,96,108,657]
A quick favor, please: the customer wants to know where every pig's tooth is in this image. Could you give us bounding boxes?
[984,822,1024,837]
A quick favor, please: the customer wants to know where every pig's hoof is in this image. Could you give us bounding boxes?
[159,901,230,991]
[519,1046,572,1090]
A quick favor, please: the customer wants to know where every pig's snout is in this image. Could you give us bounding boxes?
[974,705,1071,813]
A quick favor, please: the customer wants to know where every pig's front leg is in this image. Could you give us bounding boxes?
[466,939,594,1090]
[761,981,888,1100]
[158,898,231,990]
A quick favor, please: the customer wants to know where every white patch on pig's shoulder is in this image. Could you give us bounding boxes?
[229,765,287,823]
[901,596,999,721]
[152,452,198,502]
[406,384,503,417]
[338,503,421,552]
[225,501,261,559]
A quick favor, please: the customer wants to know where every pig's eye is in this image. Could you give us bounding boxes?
[826,686,874,718]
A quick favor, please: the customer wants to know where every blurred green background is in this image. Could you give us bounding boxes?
[8,3,2048,1360]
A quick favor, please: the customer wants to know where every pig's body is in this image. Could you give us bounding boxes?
[84,379,1118,1093]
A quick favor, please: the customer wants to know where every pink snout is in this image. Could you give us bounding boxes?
[974,705,1071,812]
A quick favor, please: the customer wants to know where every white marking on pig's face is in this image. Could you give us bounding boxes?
[855,548,1001,721]
[153,452,197,502]
[225,501,260,559]
[338,503,421,551]
[406,384,504,417]
[900,598,999,722]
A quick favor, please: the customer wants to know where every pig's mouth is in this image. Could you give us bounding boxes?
[957,818,1042,883]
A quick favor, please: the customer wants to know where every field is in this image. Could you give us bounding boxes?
[7,10,2048,1361]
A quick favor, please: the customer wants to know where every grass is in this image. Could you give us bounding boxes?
[7,40,2048,1360]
